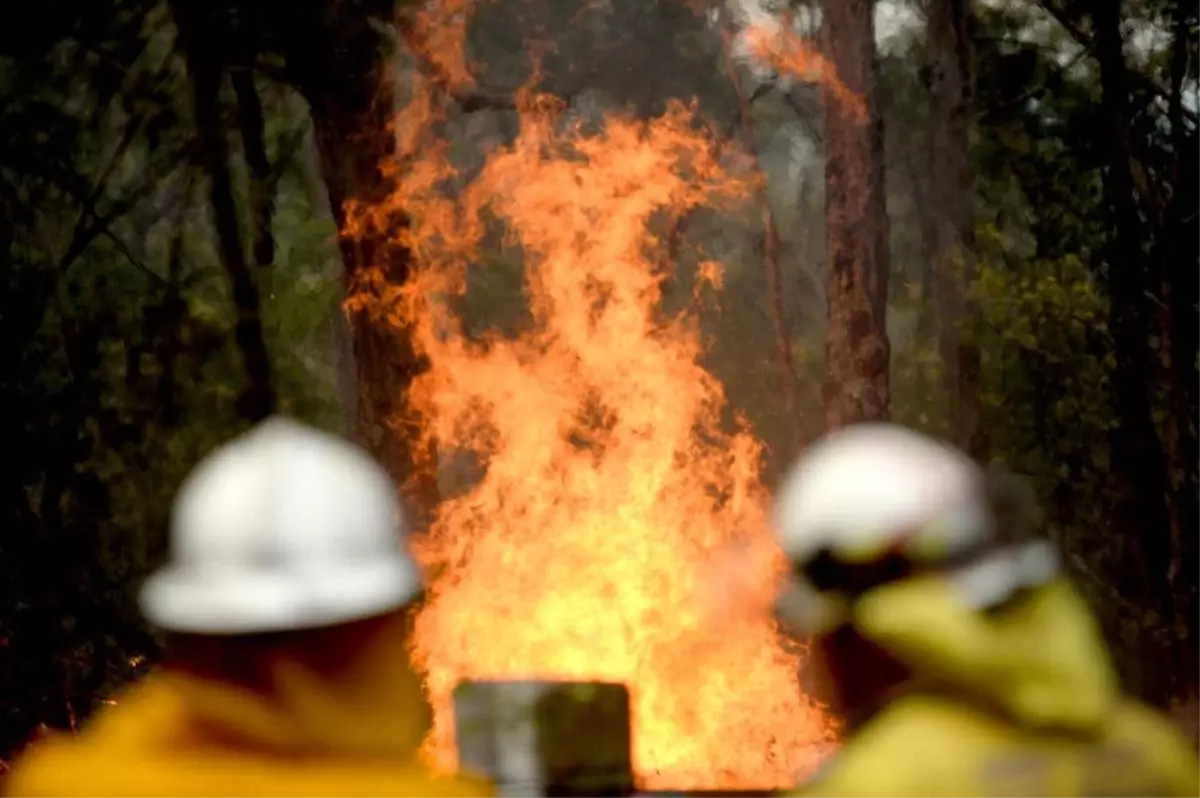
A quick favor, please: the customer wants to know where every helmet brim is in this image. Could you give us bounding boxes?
[138,555,424,635]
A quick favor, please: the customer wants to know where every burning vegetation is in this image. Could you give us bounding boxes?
[346,0,863,789]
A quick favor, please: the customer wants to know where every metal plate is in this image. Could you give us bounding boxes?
[635,792,778,797]
[454,679,636,796]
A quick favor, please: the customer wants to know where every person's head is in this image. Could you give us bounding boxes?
[769,423,1055,728]
[141,416,424,639]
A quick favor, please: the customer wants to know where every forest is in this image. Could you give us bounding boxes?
[0,0,1196,784]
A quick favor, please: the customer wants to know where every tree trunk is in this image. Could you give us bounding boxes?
[287,19,440,526]
[1160,0,1199,700]
[1093,0,1176,703]
[155,201,187,429]
[902,137,939,342]
[821,0,890,429]
[231,68,276,271]
[179,7,276,423]
[720,18,804,455]
[926,0,986,459]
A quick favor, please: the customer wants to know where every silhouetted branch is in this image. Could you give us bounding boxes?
[99,229,165,286]
[232,67,276,270]
[55,143,193,274]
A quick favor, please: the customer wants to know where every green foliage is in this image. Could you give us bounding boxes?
[970,222,1113,528]
[889,333,949,439]
[261,172,344,429]
[0,0,344,757]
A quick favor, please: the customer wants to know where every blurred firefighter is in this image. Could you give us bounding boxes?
[4,417,494,798]
[767,423,1199,797]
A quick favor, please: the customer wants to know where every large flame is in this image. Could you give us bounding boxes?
[346,3,856,789]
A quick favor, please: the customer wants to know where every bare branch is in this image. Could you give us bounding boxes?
[98,228,165,287]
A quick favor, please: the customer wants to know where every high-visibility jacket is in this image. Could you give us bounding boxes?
[4,612,493,797]
[793,578,1200,797]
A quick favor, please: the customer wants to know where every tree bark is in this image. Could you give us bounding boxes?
[231,68,276,271]
[821,0,890,429]
[285,15,440,526]
[1160,0,1199,698]
[179,6,276,423]
[926,0,986,459]
[1093,0,1176,703]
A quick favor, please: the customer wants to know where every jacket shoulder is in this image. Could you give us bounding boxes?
[1104,700,1200,797]
[791,697,985,797]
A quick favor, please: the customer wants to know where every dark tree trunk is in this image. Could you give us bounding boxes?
[1160,0,1199,699]
[179,8,276,423]
[285,13,440,526]
[231,68,276,270]
[1093,0,1176,703]
[903,142,939,343]
[821,0,890,429]
[926,0,986,459]
[155,203,187,429]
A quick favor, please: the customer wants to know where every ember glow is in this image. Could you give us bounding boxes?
[345,3,859,789]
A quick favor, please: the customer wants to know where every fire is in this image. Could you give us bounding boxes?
[344,2,859,789]
[724,1,866,123]
[740,24,865,121]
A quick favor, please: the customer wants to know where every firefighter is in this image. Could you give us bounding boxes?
[5,417,494,798]
[768,423,1200,797]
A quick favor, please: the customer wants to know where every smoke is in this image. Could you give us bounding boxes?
[720,0,819,87]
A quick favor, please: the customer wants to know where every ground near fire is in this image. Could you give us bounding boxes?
[0,0,1196,790]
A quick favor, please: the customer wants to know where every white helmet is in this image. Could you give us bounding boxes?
[771,423,1057,634]
[139,416,423,634]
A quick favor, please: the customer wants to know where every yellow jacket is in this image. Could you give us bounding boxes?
[794,578,1200,797]
[3,613,493,797]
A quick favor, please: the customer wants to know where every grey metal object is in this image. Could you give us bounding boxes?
[635,792,778,797]
[453,679,636,797]
[452,678,822,796]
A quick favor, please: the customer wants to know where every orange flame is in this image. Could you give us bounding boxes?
[407,0,476,92]
[740,22,867,123]
[346,2,848,789]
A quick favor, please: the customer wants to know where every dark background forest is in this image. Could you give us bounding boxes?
[0,0,1196,772]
